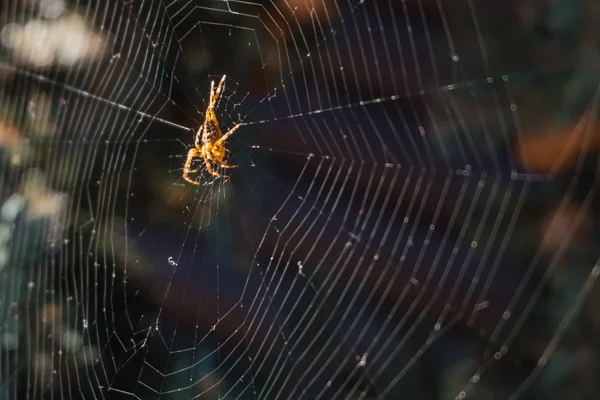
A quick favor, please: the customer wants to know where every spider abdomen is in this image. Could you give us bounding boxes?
[202,119,219,143]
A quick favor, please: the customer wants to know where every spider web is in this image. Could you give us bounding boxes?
[1,0,599,399]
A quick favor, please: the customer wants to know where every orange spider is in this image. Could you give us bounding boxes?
[183,75,240,184]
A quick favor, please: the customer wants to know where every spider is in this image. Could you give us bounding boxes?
[183,75,240,184]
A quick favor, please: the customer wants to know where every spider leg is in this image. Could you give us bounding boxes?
[208,79,215,111]
[207,75,227,112]
[212,75,227,106]
[185,148,202,172]
[201,76,227,145]
[216,123,240,145]
[194,126,203,149]
[216,161,236,169]
[183,148,202,185]
[206,146,236,169]
[203,147,230,179]
[183,175,201,185]
[202,147,219,177]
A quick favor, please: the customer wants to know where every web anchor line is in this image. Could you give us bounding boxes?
[240,65,573,127]
[0,61,192,132]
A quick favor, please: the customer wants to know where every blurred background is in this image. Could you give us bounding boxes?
[0,0,599,399]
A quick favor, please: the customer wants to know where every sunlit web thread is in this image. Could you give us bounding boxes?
[4,48,566,185]
[231,0,574,128]
[2,59,565,147]
[239,66,575,127]
[0,61,192,132]
[508,262,600,399]
[451,184,598,398]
